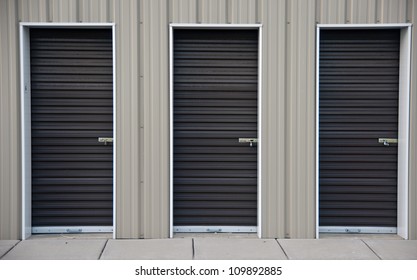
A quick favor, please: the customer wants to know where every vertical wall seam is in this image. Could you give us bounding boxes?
[167,0,171,23]
[139,0,145,239]
[11,0,19,238]
[0,0,8,238]
[284,0,290,238]
[78,0,83,22]
[376,0,381,23]
[226,0,230,23]
[197,0,201,23]
[346,0,351,23]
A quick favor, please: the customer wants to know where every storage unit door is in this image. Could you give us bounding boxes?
[173,29,258,232]
[30,29,113,232]
[319,29,400,232]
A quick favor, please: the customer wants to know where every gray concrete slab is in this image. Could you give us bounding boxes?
[278,239,379,260]
[363,240,417,260]
[194,238,287,260]
[0,240,20,259]
[100,239,193,260]
[1,239,107,260]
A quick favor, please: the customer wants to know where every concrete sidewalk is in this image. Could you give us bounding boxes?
[1,235,416,260]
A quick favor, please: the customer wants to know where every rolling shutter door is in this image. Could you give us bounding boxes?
[173,29,258,230]
[319,29,400,229]
[30,29,113,230]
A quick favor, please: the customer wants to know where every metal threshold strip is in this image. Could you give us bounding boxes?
[174,226,257,233]
[319,226,397,234]
[32,226,113,234]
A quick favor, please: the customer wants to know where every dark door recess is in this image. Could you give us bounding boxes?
[173,29,258,230]
[319,29,400,229]
[30,29,113,230]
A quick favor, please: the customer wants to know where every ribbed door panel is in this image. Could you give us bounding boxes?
[173,30,258,227]
[30,29,113,227]
[319,30,400,228]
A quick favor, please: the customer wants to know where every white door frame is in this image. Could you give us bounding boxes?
[316,24,412,239]
[20,23,116,239]
[169,24,262,238]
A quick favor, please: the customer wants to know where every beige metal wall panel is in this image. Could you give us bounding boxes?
[258,0,287,238]
[285,0,316,239]
[198,0,228,23]
[228,0,258,23]
[347,0,378,24]
[0,0,20,240]
[50,0,78,22]
[141,0,170,238]
[79,0,111,22]
[170,0,198,23]
[316,0,347,24]
[19,0,50,22]
[379,0,407,23]
[113,0,142,238]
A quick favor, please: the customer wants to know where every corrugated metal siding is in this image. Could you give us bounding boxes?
[141,0,170,238]
[283,0,317,239]
[0,0,20,240]
[1,0,416,240]
[114,0,141,238]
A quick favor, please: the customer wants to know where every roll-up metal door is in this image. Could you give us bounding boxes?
[173,29,258,232]
[319,29,400,233]
[30,28,113,233]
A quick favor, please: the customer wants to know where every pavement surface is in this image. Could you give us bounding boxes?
[0,234,416,260]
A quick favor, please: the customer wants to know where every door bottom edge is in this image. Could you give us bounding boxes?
[32,226,113,234]
[174,226,257,233]
[319,226,397,234]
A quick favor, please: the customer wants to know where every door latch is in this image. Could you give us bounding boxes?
[238,138,258,147]
[378,138,397,146]
[98,137,113,145]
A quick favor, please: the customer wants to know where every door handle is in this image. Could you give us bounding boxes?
[98,137,113,145]
[378,138,397,146]
[238,138,258,147]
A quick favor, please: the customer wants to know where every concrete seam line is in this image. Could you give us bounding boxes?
[275,239,289,260]
[98,239,110,260]
[0,240,21,260]
[192,238,195,260]
[361,239,382,260]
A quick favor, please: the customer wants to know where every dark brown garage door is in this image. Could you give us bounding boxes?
[30,28,113,232]
[173,29,258,232]
[319,29,400,232]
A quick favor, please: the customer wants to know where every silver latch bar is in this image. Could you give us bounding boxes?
[238,138,258,147]
[378,138,398,146]
[98,137,113,145]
